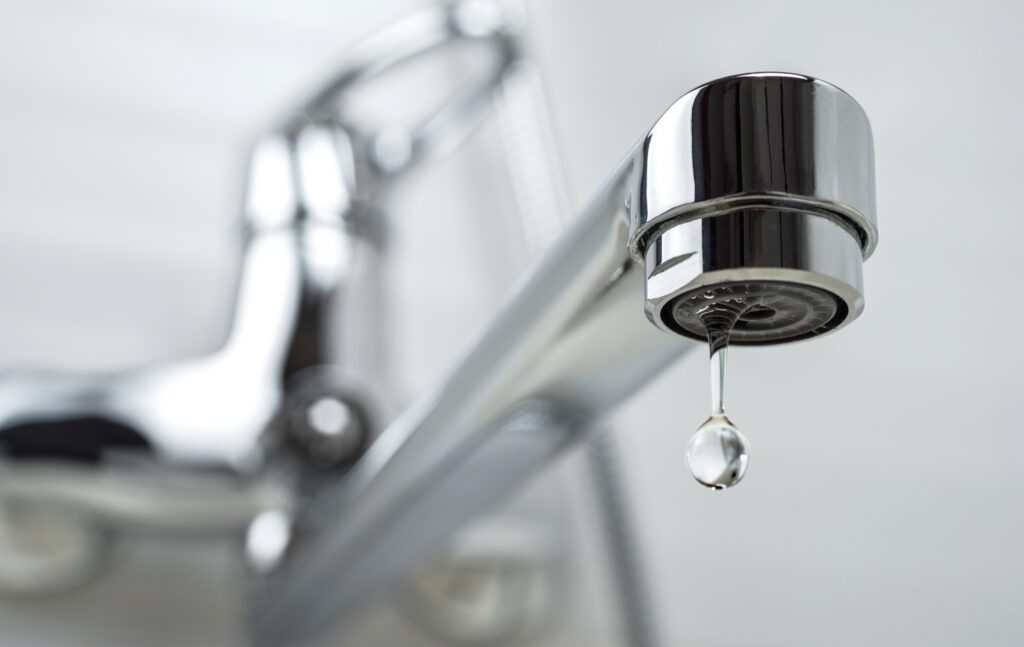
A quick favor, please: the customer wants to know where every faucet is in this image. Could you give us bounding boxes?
[0,0,518,592]
[0,2,877,644]
[252,73,877,647]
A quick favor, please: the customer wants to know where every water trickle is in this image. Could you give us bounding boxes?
[686,302,750,490]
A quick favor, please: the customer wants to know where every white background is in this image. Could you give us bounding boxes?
[0,0,1021,645]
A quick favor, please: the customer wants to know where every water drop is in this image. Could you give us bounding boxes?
[687,307,751,490]
[687,413,749,490]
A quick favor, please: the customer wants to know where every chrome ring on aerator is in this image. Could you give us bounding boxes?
[627,72,877,345]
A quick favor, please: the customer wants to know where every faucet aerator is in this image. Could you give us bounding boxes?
[627,72,877,345]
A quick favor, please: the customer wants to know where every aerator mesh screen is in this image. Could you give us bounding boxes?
[663,281,847,345]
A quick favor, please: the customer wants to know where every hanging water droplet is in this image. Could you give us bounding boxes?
[687,310,750,490]
[687,414,749,490]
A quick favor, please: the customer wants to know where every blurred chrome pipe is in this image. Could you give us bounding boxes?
[253,147,688,647]
[498,61,663,646]
[0,1,878,641]
[0,0,520,593]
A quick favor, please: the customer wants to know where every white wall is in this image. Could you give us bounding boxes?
[0,0,1021,645]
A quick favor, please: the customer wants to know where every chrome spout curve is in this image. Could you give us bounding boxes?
[251,72,879,646]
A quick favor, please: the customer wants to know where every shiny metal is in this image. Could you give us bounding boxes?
[627,73,876,344]
[279,0,518,179]
[0,0,518,592]
[0,7,878,643]
[627,73,877,258]
[250,155,684,644]
[252,71,877,646]
[498,62,663,647]
[645,209,865,343]
[0,148,380,531]
[285,385,368,468]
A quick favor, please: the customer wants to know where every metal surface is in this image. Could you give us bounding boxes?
[0,5,878,642]
[626,73,877,259]
[281,0,518,177]
[497,60,663,647]
[251,154,687,645]
[0,0,518,587]
[645,209,864,344]
[252,71,877,646]
[626,73,876,344]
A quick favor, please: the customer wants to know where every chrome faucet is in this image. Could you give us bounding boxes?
[0,2,877,644]
[0,0,518,593]
[251,65,878,645]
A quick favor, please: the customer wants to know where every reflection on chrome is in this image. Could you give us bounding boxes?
[0,1,877,645]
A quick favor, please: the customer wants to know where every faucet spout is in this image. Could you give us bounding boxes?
[252,151,686,647]
[251,72,877,646]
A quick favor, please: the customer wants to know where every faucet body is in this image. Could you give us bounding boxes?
[252,73,877,645]
[0,0,517,583]
[0,3,876,643]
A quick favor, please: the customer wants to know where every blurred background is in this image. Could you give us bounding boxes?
[0,0,1021,645]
